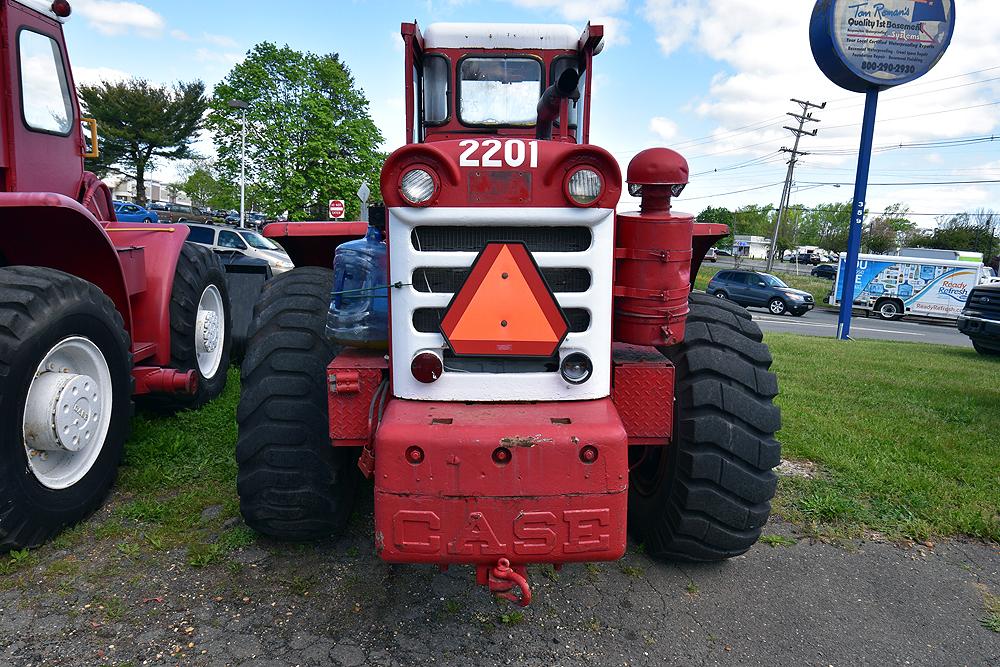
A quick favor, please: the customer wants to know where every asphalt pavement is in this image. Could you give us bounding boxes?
[749,306,972,347]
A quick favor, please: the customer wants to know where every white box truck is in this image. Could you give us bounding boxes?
[831,253,995,321]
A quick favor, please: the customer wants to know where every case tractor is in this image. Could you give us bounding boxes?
[0,0,237,550]
[240,21,782,605]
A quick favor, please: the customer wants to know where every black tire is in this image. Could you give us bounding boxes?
[236,267,360,540]
[972,340,1000,357]
[767,298,787,316]
[0,267,132,551]
[875,299,902,321]
[142,243,232,412]
[628,294,781,561]
[143,217,153,224]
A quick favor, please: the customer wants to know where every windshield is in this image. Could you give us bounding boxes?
[239,231,280,251]
[761,274,789,288]
[459,57,542,126]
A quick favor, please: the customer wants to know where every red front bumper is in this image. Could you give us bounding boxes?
[373,398,628,566]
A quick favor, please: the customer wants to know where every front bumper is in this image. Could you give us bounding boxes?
[957,314,1000,338]
[373,398,628,566]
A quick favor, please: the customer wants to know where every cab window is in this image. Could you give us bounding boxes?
[423,55,449,125]
[18,29,73,135]
[219,230,247,250]
[551,57,584,134]
[459,57,542,126]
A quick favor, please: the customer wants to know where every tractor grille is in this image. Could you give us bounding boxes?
[411,226,591,252]
[413,307,591,333]
[389,206,615,402]
[413,267,591,293]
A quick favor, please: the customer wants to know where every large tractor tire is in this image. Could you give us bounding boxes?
[236,267,361,540]
[143,243,232,412]
[0,267,132,551]
[628,292,781,561]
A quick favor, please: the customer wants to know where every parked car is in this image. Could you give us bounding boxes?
[150,202,214,224]
[113,200,158,223]
[707,269,815,316]
[957,284,1000,356]
[705,247,718,263]
[794,252,822,265]
[811,264,837,280]
[184,222,294,274]
[716,248,733,256]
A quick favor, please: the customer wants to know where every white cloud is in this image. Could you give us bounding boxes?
[650,116,679,140]
[505,0,630,47]
[73,0,164,36]
[203,33,239,49]
[170,29,190,41]
[194,48,243,67]
[73,65,131,85]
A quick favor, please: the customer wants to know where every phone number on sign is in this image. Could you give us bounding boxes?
[860,61,917,75]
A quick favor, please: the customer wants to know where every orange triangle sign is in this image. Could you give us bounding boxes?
[440,242,569,357]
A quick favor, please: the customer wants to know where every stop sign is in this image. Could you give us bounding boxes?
[328,199,345,219]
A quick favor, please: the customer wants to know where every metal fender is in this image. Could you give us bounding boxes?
[0,192,134,339]
[105,221,190,366]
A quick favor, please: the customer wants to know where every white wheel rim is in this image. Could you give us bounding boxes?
[882,303,897,318]
[195,284,225,380]
[771,301,784,314]
[22,337,113,489]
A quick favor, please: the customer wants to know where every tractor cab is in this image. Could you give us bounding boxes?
[402,22,603,144]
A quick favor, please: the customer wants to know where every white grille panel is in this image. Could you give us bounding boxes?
[388,207,614,401]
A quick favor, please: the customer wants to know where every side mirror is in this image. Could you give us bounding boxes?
[757,281,766,287]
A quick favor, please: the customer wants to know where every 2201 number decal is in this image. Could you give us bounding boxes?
[459,139,539,169]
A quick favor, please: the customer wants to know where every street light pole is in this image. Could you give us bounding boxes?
[228,99,250,229]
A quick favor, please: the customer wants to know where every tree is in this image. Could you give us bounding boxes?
[78,79,208,205]
[920,209,999,258]
[696,206,735,249]
[804,201,852,252]
[176,162,238,211]
[207,43,384,221]
[865,203,915,254]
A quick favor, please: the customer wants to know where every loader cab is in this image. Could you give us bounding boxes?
[401,22,603,145]
[0,0,93,197]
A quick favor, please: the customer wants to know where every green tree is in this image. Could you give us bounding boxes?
[865,203,915,254]
[696,206,735,248]
[207,43,384,221]
[176,162,238,211]
[919,209,999,259]
[78,79,207,205]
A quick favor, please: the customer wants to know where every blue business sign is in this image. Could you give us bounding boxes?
[810,0,955,92]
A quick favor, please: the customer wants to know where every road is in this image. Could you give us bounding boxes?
[749,305,973,347]
[3,514,998,667]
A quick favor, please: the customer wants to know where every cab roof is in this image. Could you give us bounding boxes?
[423,22,580,50]
[13,0,69,22]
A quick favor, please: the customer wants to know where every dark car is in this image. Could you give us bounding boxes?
[795,252,821,265]
[957,284,1000,356]
[811,264,837,280]
[707,269,815,316]
[151,202,214,224]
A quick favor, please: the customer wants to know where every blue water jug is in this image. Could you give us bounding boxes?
[326,226,389,349]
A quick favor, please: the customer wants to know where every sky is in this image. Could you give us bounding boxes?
[61,0,1000,228]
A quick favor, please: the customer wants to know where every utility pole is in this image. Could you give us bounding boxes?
[766,99,825,272]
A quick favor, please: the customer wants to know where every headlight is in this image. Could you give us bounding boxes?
[787,293,804,301]
[566,168,603,206]
[400,168,437,205]
[273,259,293,268]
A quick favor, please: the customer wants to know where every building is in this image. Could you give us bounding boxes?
[733,235,772,260]
[104,176,190,206]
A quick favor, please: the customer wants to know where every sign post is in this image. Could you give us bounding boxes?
[809,0,955,339]
[357,182,371,224]
[328,199,346,220]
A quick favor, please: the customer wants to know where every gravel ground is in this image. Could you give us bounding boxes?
[2,500,998,667]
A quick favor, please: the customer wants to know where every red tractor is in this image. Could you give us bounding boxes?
[0,0,235,550]
[241,21,780,605]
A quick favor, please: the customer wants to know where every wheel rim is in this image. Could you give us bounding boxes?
[22,337,113,490]
[195,284,225,380]
[716,292,726,299]
[881,303,897,318]
[770,300,785,314]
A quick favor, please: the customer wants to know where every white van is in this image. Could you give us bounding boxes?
[184,223,295,274]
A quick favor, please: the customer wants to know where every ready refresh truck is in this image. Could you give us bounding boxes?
[831,253,994,321]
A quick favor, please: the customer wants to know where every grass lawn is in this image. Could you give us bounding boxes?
[3,334,996,578]
[768,333,1000,542]
[695,262,835,306]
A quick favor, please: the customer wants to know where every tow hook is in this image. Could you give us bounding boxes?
[488,558,532,607]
